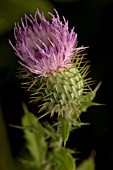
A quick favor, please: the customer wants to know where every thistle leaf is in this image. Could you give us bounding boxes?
[80,82,102,112]
[58,118,71,146]
[54,148,76,170]
[21,104,47,169]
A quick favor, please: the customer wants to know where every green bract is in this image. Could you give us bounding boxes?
[33,66,84,118]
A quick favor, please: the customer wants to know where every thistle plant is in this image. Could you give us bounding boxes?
[9,9,100,170]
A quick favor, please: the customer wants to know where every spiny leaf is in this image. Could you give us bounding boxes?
[80,82,102,112]
[58,118,71,146]
[54,148,76,170]
[21,104,47,169]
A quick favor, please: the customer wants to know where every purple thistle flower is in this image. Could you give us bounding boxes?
[9,9,85,77]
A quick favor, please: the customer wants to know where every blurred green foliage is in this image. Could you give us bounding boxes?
[21,105,48,170]
[20,104,76,170]
[0,0,53,35]
[77,158,95,170]
[17,104,95,170]
[0,102,15,170]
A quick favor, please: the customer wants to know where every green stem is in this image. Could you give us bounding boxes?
[0,102,14,170]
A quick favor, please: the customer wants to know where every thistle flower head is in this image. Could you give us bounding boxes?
[9,9,99,145]
[9,9,85,77]
[9,9,92,119]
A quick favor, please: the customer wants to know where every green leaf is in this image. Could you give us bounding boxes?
[59,118,71,146]
[21,104,47,169]
[54,148,76,170]
[77,158,95,170]
[0,0,53,35]
[80,82,102,112]
[86,82,101,102]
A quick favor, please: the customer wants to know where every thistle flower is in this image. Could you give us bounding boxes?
[9,9,85,77]
[9,9,99,144]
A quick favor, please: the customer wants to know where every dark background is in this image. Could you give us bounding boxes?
[0,0,113,170]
